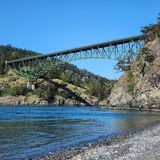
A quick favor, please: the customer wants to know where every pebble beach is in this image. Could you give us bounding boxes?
[37,122,160,160]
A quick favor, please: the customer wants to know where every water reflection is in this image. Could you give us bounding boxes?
[0,106,160,160]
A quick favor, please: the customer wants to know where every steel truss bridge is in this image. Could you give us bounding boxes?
[6,35,143,69]
[5,35,144,85]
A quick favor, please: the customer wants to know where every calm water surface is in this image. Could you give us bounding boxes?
[0,106,160,160]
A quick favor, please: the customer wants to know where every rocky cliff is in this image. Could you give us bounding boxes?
[108,38,160,111]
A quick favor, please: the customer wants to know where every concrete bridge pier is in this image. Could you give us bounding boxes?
[27,81,35,90]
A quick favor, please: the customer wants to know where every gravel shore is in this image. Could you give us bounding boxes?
[37,122,160,160]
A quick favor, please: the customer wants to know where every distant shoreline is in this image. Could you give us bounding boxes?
[1,104,160,113]
[36,120,160,160]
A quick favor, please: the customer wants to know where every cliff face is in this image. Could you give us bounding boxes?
[108,38,160,111]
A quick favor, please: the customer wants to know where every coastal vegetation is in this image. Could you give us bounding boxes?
[141,13,160,42]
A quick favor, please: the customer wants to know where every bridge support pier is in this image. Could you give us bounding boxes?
[27,81,35,90]
[31,84,35,90]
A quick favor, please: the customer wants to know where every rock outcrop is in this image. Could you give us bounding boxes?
[0,95,48,105]
[108,38,160,111]
[108,74,132,109]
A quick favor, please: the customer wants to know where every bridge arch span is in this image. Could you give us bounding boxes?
[6,35,143,69]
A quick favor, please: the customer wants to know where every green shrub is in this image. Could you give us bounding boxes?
[2,86,29,96]
[127,71,134,94]
[128,83,134,94]
[32,88,47,98]
[127,71,133,82]
[8,77,18,81]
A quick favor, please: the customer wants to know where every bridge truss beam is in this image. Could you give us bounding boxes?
[52,39,143,62]
[5,35,144,86]
[6,35,143,69]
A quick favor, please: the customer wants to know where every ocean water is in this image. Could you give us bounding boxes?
[0,106,160,160]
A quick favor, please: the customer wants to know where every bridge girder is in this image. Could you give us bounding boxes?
[52,39,143,62]
[5,35,144,84]
[6,35,143,69]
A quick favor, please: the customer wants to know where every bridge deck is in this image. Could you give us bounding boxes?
[7,35,142,64]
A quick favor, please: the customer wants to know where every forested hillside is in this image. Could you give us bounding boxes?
[0,45,39,74]
[0,45,116,105]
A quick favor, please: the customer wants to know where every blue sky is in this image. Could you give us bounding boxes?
[0,0,160,79]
